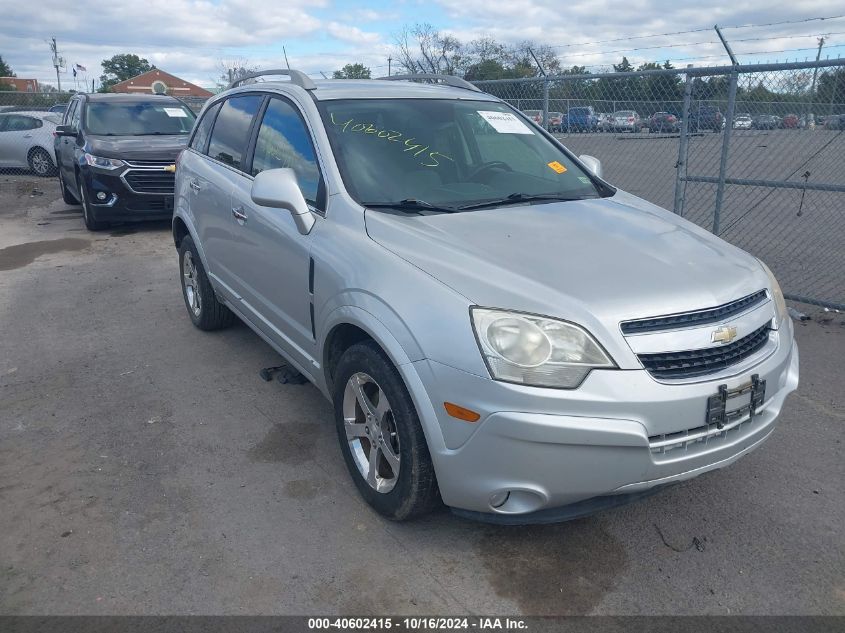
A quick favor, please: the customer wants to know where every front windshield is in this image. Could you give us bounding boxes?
[85,102,196,136]
[318,99,603,211]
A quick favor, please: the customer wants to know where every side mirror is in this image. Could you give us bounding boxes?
[250,168,315,235]
[578,154,603,179]
[55,124,77,137]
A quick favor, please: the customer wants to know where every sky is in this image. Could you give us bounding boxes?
[1,0,844,90]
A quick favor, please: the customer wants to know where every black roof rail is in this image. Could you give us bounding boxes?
[228,69,316,91]
[378,73,482,93]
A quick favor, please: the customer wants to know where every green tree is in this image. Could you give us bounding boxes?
[0,55,14,77]
[99,54,154,92]
[333,63,371,79]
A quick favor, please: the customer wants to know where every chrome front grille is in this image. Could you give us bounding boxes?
[621,290,767,334]
[123,159,176,168]
[637,323,771,380]
[123,170,175,194]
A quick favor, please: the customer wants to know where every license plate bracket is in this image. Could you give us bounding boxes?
[706,374,766,429]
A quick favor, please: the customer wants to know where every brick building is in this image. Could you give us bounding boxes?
[0,77,39,91]
[109,69,212,97]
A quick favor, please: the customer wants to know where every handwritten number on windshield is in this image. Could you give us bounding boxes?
[329,113,453,168]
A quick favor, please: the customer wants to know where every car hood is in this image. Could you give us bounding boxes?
[86,134,189,161]
[364,190,768,345]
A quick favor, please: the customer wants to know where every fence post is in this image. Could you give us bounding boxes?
[673,65,694,217]
[713,69,739,235]
[542,79,550,131]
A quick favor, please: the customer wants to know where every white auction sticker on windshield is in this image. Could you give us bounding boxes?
[163,108,188,118]
[477,110,534,134]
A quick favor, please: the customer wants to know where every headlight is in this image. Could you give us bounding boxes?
[83,153,124,170]
[470,308,615,389]
[757,259,787,327]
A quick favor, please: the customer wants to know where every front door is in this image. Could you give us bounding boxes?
[228,96,325,368]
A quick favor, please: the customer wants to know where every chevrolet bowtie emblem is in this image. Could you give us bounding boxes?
[711,325,738,344]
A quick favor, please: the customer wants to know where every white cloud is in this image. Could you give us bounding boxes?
[327,22,383,45]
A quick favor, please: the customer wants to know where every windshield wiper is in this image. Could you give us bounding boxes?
[457,192,595,211]
[363,198,457,214]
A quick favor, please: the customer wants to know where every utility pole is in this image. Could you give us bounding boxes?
[808,37,825,128]
[388,56,392,76]
[49,37,62,93]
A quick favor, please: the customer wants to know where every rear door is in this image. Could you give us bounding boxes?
[0,115,40,167]
[195,94,264,298]
[228,95,325,367]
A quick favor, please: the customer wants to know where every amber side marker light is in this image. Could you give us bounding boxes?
[444,402,481,423]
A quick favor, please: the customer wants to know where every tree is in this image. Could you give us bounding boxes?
[394,23,463,75]
[333,63,371,79]
[0,55,14,77]
[99,54,153,92]
[215,58,258,91]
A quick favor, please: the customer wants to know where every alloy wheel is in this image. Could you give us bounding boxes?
[182,251,202,317]
[342,372,400,493]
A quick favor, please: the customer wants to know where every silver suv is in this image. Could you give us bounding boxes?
[173,70,799,522]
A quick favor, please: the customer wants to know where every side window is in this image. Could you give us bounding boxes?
[71,101,82,129]
[250,98,321,204]
[0,115,8,132]
[63,100,77,125]
[190,102,221,154]
[5,115,40,131]
[207,95,263,171]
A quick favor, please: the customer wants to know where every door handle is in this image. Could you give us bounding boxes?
[189,180,201,192]
[23,134,32,138]
[232,206,248,221]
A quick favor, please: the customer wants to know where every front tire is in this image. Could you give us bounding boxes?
[333,341,440,520]
[178,235,235,331]
[78,178,108,231]
[59,170,79,205]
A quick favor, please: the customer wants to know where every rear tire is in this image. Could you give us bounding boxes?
[28,147,56,177]
[333,341,440,521]
[178,235,235,331]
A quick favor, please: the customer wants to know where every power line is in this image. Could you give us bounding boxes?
[721,14,845,30]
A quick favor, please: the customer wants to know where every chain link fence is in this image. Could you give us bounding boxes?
[475,59,845,309]
[2,61,843,308]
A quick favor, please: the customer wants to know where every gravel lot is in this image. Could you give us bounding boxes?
[1,174,843,615]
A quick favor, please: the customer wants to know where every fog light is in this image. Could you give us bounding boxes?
[96,191,107,201]
[489,491,510,508]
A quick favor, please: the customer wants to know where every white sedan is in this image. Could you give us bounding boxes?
[0,111,62,176]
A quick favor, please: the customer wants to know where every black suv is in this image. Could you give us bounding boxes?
[54,93,196,230]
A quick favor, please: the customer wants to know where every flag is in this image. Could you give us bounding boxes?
[72,67,77,77]
[75,63,86,72]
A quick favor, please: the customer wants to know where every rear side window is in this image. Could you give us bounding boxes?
[251,98,321,204]
[190,101,222,154]
[4,115,41,131]
[207,95,263,170]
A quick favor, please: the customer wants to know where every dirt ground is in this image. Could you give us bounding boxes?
[0,174,843,615]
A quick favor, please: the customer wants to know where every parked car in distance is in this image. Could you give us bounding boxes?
[596,112,613,132]
[48,103,69,114]
[0,111,62,176]
[612,110,641,132]
[567,106,598,132]
[54,93,196,231]
[687,105,723,132]
[733,113,753,129]
[753,114,781,130]
[523,109,543,127]
[782,113,799,129]
[548,111,564,132]
[823,114,844,130]
[173,70,798,523]
[647,111,679,133]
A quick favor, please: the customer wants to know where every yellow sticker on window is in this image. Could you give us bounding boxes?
[548,161,567,174]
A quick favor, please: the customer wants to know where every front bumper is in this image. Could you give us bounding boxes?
[412,332,799,519]
[82,168,173,223]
